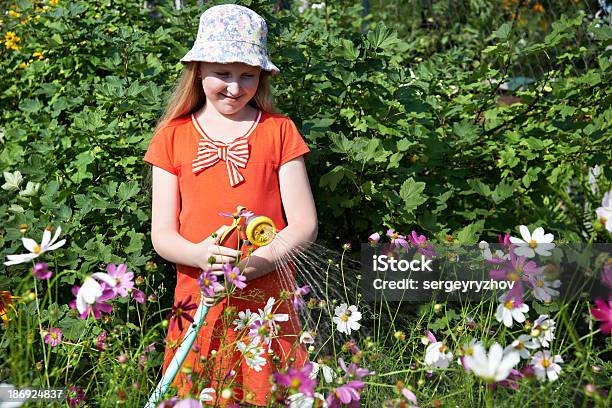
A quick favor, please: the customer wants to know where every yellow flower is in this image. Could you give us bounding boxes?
[33,51,44,60]
[8,10,21,18]
[5,31,19,42]
[19,62,27,69]
[50,0,59,6]
[0,291,19,325]
[532,3,545,13]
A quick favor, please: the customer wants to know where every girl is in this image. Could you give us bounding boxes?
[143,4,317,406]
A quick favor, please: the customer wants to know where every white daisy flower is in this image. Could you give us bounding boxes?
[531,315,556,348]
[4,226,66,266]
[332,303,362,335]
[503,334,538,359]
[258,297,289,334]
[310,361,336,383]
[464,342,520,383]
[76,273,117,314]
[237,339,267,372]
[496,296,529,328]
[288,392,328,408]
[527,273,561,302]
[509,225,555,258]
[531,350,563,382]
[299,331,315,344]
[425,341,453,369]
[233,309,257,331]
[596,190,612,232]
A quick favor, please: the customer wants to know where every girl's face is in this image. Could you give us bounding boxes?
[199,62,261,116]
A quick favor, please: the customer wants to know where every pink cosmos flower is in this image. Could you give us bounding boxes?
[132,288,146,304]
[44,327,62,347]
[32,262,52,280]
[326,380,365,408]
[223,263,247,290]
[490,251,540,301]
[498,233,512,250]
[272,362,317,397]
[198,269,224,297]
[488,368,524,390]
[591,299,612,334]
[67,385,86,408]
[408,230,437,258]
[292,284,310,310]
[69,284,114,320]
[368,232,380,246]
[97,330,108,351]
[386,228,410,250]
[338,357,374,379]
[106,263,134,297]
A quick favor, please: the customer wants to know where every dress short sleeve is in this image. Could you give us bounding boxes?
[279,117,310,166]
[144,125,178,175]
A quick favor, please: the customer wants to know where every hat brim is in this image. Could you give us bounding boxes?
[180,41,280,75]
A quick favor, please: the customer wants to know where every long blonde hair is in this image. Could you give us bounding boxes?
[152,62,278,138]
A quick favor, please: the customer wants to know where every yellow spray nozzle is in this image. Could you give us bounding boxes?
[246,215,276,247]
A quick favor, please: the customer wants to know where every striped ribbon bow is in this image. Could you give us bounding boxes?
[192,139,249,187]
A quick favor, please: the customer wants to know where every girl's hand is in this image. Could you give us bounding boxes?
[194,225,242,271]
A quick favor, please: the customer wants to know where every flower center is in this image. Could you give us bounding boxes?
[504,300,515,309]
[290,378,301,388]
[341,314,349,322]
[392,232,399,239]
[529,239,538,248]
[466,346,474,356]
[535,279,544,288]
[33,245,41,254]
[230,272,237,280]
[175,307,183,316]
[541,358,550,368]
[203,278,210,286]
[600,216,607,225]
[420,242,427,248]
[507,272,520,282]
[439,344,448,353]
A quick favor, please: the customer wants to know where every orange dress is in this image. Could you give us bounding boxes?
[144,110,310,406]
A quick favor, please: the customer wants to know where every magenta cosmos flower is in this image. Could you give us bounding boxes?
[490,251,540,301]
[107,263,134,297]
[168,296,197,332]
[44,327,62,347]
[69,284,114,320]
[408,230,437,258]
[32,262,52,280]
[132,288,146,304]
[198,269,224,297]
[67,385,86,407]
[223,263,247,290]
[326,380,365,408]
[591,299,612,335]
[292,284,310,310]
[386,229,410,250]
[272,362,317,397]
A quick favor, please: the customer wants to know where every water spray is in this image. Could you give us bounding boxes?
[145,206,276,408]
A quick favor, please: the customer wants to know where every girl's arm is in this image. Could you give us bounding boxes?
[240,156,318,281]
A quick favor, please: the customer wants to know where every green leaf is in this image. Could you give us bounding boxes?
[18,99,43,113]
[117,181,140,202]
[493,22,512,40]
[490,181,516,204]
[2,171,23,191]
[455,220,485,244]
[366,24,399,50]
[125,230,144,253]
[399,178,427,213]
[320,165,346,192]
[467,179,491,197]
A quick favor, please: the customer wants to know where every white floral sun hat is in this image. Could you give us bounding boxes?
[180,4,280,75]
